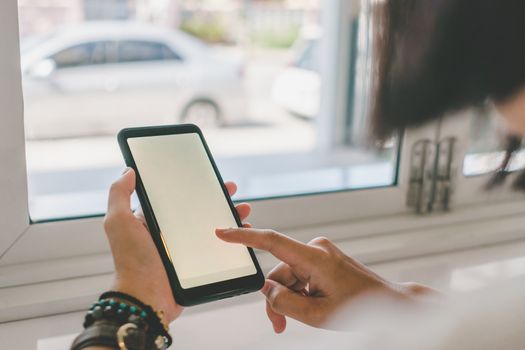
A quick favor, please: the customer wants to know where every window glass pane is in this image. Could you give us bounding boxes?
[463,108,525,177]
[19,0,398,222]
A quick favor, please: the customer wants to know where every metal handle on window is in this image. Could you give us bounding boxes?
[407,137,456,214]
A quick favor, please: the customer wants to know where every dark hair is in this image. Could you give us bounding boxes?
[371,0,525,187]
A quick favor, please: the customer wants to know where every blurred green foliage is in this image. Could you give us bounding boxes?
[180,19,230,44]
[250,25,300,49]
[181,16,300,49]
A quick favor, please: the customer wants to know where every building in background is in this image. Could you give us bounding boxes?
[18,0,84,37]
[18,0,319,49]
[18,0,171,37]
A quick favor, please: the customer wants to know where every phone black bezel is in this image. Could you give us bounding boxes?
[117,124,265,306]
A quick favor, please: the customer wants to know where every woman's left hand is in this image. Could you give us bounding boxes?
[103,168,252,324]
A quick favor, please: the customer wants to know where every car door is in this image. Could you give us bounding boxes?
[104,39,187,128]
[24,41,122,138]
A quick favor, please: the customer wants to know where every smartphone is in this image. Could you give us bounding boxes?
[117,124,264,306]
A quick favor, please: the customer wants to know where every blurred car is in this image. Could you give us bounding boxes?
[21,21,246,139]
[272,26,321,119]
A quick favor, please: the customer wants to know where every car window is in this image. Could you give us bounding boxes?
[90,42,106,65]
[295,39,319,72]
[118,40,181,63]
[52,43,94,69]
[52,41,114,69]
[161,45,182,60]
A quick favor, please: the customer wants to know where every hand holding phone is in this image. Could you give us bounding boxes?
[117,124,264,307]
[103,168,254,323]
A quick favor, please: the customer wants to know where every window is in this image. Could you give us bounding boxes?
[5,0,521,256]
[118,40,181,63]
[4,0,525,324]
[3,0,423,282]
[19,0,400,222]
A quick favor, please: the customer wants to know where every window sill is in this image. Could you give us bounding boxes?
[4,234,525,350]
[2,199,525,322]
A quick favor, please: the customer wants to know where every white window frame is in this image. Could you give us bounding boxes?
[0,0,29,260]
[2,0,525,322]
[0,0,416,264]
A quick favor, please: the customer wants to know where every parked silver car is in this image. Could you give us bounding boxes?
[21,22,246,139]
[272,26,321,120]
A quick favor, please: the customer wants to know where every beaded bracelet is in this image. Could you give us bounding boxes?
[99,291,171,345]
[80,291,172,349]
[85,299,149,329]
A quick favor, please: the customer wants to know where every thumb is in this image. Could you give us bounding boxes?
[262,279,324,328]
[107,167,136,217]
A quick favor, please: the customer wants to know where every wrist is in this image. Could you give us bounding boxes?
[111,279,172,325]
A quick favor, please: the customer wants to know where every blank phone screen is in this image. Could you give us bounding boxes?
[128,133,256,289]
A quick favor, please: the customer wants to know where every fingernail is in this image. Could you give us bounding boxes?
[217,227,235,233]
[215,228,230,235]
[122,167,131,175]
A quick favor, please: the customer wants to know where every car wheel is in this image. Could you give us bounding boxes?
[181,99,222,128]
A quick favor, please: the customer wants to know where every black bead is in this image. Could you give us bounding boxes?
[128,314,140,324]
[92,306,103,319]
[104,305,114,317]
[116,308,127,321]
[132,315,145,329]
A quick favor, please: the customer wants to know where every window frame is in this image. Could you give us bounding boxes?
[9,0,521,271]
[0,0,414,265]
[0,0,29,260]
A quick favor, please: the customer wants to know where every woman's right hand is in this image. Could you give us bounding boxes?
[216,228,435,333]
